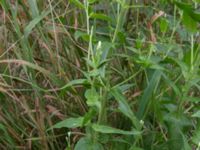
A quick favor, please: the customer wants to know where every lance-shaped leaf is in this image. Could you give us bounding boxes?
[111,88,141,129]
[137,70,162,119]
[92,124,141,135]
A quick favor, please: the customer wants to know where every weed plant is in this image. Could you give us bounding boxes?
[0,0,200,150]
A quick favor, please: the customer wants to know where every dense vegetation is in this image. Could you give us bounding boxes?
[0,0,200,149]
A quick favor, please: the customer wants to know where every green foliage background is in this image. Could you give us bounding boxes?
[0,0,200,149]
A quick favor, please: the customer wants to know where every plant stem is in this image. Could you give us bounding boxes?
[191,34,194,71]
[84,0,90,34]
[112,0,130,43]
[97,89,108,125]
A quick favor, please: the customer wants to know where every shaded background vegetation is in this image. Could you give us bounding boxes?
[0,0,200,149]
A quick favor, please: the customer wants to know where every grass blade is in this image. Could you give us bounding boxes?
[137,70,162,119]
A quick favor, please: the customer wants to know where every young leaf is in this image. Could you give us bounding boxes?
[92,124,141,135]
[85,89,101,110]
[49,117,84,130]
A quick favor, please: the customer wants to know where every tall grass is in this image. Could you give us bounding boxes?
[0,0,200,149]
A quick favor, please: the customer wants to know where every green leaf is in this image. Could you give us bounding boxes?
[160,18,168,33]
[166,115,192,150]
[164,113,192,130]
[74,137,104,150]
[117,31,126,44]
[92,124,141,135]
[88,69,100,77]
[60,79,88,90]
[82,108,96,125]
[88,0,98,4]
[168,57,189,80]
[137,71,162,119]
[190,11,200,22]
[175,1,193,13]
[24,1,63,37]
[100,41,113,60]
[117,84,135,93]
[192,126,200,145]
[0,0,9,13]
[85,89,101,109]
[49,117,83,130]
[110,88,141,129]
[181,132,192,150]
[182,11,197,32]
[69,0,84,9]
[90,13,111,22]
[24,9,50,37]
[184,96,200,103]
[192,111,200,118]
[27,0,39,18]
[175,1,199,32]
[129,146,144,150]
[162,73,181,98]
[0,123,14,145]
[0,59,62,87]
[126,46,140,54]
[193,0,200,2]
[74,31,89,41]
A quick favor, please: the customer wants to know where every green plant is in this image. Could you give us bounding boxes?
[0,0,200,149]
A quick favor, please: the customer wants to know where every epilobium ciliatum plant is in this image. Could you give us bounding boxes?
[51,1,143,149]
[0,0,200,149]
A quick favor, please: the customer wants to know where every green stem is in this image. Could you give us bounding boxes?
[93,89,108,142]
[97,90,108,125]
[191,34,194,71]
[112,0,130,43]
[84,0,90,34]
